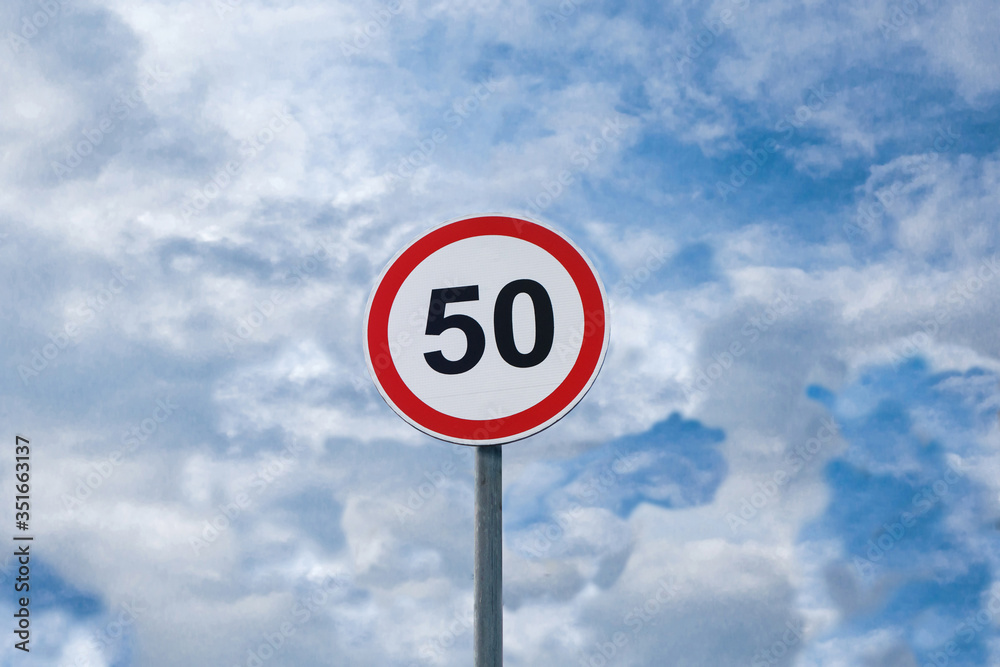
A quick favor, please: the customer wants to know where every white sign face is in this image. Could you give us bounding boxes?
[364,215,609,445]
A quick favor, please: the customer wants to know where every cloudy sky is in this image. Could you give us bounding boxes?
[2,0,1000,665]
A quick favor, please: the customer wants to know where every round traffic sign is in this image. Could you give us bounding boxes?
[364,214,609,445]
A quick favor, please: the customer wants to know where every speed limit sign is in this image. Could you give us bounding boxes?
[364,214,609,445]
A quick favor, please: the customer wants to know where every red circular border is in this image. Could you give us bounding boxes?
[365,215,607,443]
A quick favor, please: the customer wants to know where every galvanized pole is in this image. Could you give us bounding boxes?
[474,444,502,666]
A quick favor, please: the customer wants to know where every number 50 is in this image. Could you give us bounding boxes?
[424,280,555,375]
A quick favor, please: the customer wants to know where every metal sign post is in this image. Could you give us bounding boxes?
[474,445,502,666]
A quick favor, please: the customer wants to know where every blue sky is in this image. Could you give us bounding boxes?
[2,0,1000,664]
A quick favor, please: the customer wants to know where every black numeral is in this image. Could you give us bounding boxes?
[423,281,554,374]
[423,286,487,375]
[494,279,554,368]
